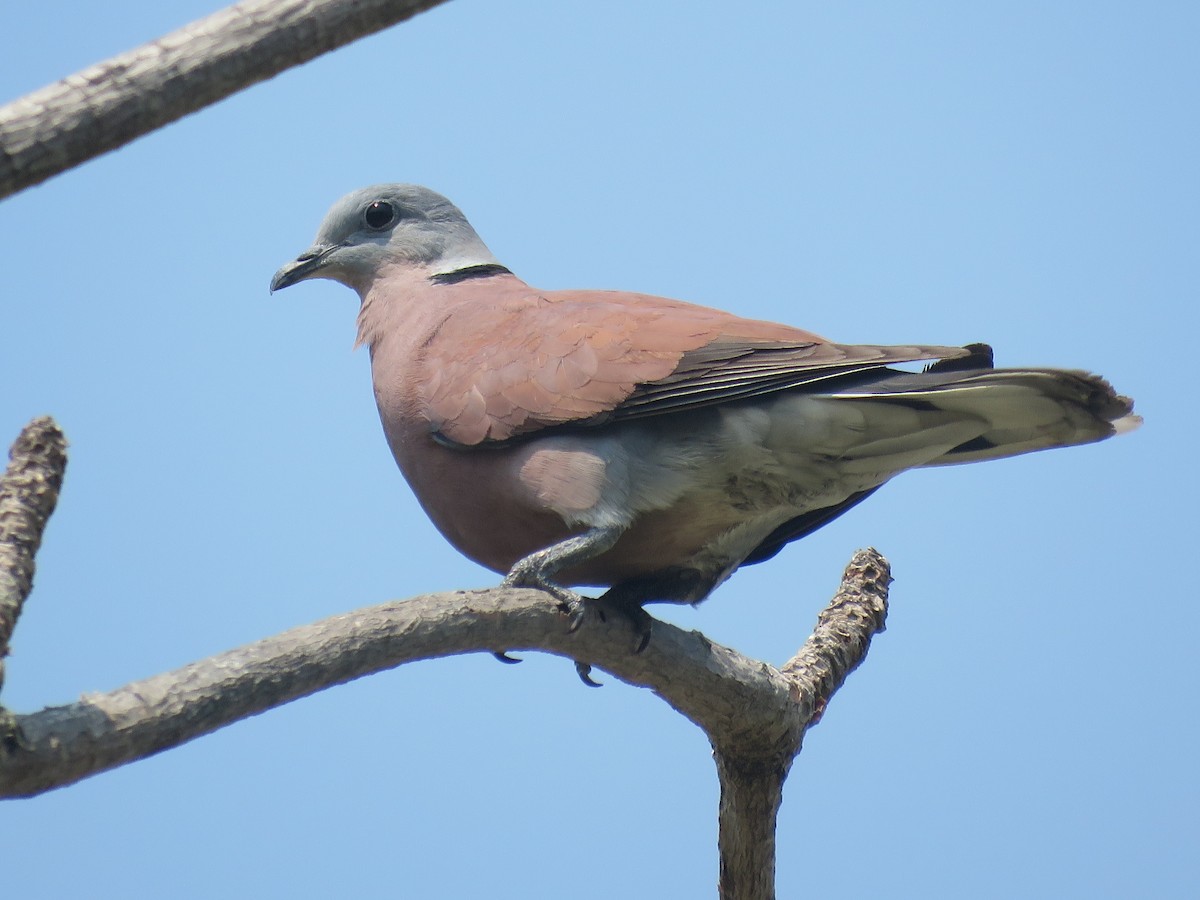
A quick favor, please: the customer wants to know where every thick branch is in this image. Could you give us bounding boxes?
[0,587,769,796]
[0,552,890,800]
[716,753,788,900]
[0,417,68,693]
[0,0,450,200]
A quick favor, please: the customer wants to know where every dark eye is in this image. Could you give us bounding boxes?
[364,200,397,230]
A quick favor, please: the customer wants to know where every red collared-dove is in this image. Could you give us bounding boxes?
[272,184,1138,630]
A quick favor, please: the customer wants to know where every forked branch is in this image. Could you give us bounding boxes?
[0,417,889,900]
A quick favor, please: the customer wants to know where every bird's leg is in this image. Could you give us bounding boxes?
[494,528,619,669]
[502,525,657,673]
[502,524,624,609]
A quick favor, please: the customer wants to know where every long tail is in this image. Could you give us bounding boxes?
[740,344,1137,568]
[827,344,1140,466]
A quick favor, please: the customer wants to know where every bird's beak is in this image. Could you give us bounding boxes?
[270,244,339,292]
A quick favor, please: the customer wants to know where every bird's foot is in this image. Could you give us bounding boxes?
[499,574,655,654]
[567,592,654,655]
[500,528,649,682]
[502,567,616,643]
[502,559,586,609]
[501,574,610,686]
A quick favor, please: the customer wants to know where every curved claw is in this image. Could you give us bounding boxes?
[628,603,655,653]
[566,595,606,632]
[575,661,603,687]
[492,651,522,664]
[632,616,652,654]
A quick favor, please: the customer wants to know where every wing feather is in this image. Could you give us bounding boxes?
[422,286,969,445]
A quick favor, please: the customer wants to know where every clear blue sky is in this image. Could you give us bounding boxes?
[2,2,1195,897]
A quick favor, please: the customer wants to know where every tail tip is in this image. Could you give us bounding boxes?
[1112,410,1143,436]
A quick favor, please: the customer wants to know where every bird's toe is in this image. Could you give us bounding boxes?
[502,563,584,611]
[569,592,654,654]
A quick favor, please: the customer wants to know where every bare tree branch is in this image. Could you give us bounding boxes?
[780,548,891,722]
[0,417,68,695]
[0,553,889,814]
[0,0,451,200]
[715,549,891,900]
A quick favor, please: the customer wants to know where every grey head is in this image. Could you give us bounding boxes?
[270,184,499,294]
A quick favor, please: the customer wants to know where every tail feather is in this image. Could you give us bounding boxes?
[825,367,1140,466]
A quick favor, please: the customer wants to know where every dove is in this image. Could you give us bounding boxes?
[271,184,1138,638]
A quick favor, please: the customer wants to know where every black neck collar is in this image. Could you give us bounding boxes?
[430,264,513,285]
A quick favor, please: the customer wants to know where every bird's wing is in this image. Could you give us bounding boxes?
[422,288,970,446]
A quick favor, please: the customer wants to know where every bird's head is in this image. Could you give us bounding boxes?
[270,184,499,295]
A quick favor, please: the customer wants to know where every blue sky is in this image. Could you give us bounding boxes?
[2,2,1195,897]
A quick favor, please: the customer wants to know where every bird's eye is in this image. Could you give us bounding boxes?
[364,200,397,230]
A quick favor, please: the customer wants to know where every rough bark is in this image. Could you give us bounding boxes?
[0,0,451,200]
[716,752,789,900]
[0,553,889,807]
[0,418,68,695]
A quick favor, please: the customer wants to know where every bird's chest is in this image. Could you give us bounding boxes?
[368,347,574,571]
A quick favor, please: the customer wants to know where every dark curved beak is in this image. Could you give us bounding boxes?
[270,244,339,292]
